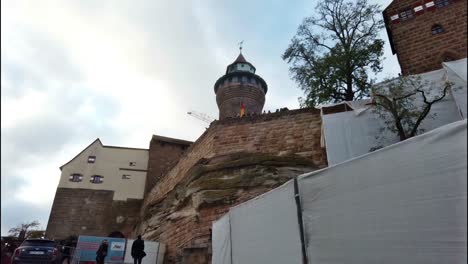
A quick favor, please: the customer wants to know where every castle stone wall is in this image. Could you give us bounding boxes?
[46,188,142,240]
[146,138,190,196]
[142,108,326,210]
[139,108,327,263]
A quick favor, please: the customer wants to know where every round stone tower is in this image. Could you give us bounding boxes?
[214,52,268,119]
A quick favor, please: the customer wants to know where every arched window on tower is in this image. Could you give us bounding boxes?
[431,24,444,35]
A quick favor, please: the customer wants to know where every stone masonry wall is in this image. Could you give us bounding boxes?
[216,82,266,119]
[139,108,327,263]
[142,108,326,211]
[146,139,190,196]
[139,154,318,263]
[385,0,467,75]
[46,188,142,240]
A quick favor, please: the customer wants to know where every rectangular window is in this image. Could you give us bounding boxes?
[90,175,103,183]
[399,9,414,21]
[122,174,131,179]
[88,156,96,163]
[69,174,83,182]
[129,162,136,166]
[435,0,449,8]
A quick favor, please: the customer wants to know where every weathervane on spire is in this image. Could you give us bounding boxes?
[238,40,244,54]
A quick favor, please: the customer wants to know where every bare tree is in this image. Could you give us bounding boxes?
[371,76,450,142]
[8,220,41,239]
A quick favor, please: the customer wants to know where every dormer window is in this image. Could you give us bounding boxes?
[129,162,136,166]
[90,175,103,183]
[88,156,96,163]
[69,174,83,182]
[431,24,444,35]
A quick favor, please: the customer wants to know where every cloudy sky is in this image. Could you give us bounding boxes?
[1,0,398,235]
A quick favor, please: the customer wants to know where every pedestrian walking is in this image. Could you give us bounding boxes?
[131,235,146,264]
[96,240,109,264]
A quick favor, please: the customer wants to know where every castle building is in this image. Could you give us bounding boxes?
[46,139,149,239]
[45,1,466,262]
[137,53,327,263]
[45,136,192,240]
[383,0,467,75]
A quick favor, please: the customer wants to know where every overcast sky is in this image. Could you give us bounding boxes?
[1,0,398,235]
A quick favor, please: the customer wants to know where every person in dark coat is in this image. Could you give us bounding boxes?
[96,240,109,264]
[131,235,145,264]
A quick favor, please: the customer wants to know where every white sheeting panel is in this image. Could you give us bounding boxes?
[409,68,461,131]
[322,110,398,165]
[444,59,467,119]
[212,214,232,264]
[299,120,467,264]
[444,58,467,82]
[323,67,462,165]
[229,181,303,264]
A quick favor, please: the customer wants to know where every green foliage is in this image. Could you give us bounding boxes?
[283,0,384,107]
[371,76,450,141]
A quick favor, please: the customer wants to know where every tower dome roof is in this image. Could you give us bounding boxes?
[233,53,248,63]
[226,52,256,74]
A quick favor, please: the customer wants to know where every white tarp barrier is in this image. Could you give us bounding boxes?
[124,240,165,264]
[212,214,232,264]
[443,58,467,82]
[212,181,303,264]
[443,58,467,119]
[322,67,463,165]
[299,120,467,264]
[321,110,398,165]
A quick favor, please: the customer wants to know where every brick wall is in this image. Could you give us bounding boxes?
[142,108,327,210]
[216,82,266,119]
[145,137,191,196]
[139,108,327,263]
[46,188,142,240]
[384,0,467,75]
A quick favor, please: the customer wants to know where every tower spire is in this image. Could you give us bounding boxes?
[238,40,244,54]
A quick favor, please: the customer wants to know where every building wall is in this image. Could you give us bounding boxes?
[216,82,266,119]
[46,188,142,240]
[59,140,149,200]
[384,0,467,75]
[143,108,326,210]
[145,137,191,195]
[139,108,327,263]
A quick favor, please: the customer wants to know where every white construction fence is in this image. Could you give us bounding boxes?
[212,119,467,264]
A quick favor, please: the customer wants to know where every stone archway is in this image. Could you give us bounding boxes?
[107,231,126,238]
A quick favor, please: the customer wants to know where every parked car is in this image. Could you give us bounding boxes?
[11,239,59,264]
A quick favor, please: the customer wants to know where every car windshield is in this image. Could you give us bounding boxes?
[21,240,56,247]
